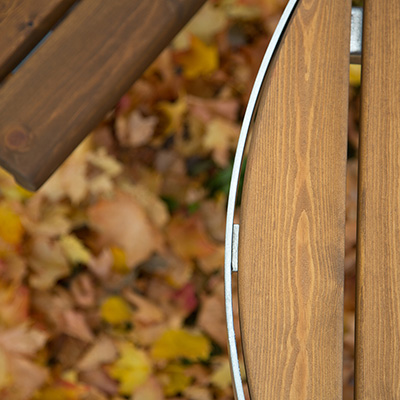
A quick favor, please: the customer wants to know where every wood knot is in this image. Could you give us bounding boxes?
[5,127,31,152]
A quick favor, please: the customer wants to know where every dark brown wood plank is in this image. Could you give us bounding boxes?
[0,0,77,81]
[355,0,400,398]
[238,0,351,398]
[0,0,206,190]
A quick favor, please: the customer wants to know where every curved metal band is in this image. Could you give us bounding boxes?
[224,1,300,399]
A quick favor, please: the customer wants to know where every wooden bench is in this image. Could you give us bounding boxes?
[225,0,400,398]
[0,0,205,190]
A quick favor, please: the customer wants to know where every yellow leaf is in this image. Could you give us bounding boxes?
[211,359,232,390]
[101,296,132,325]
[59,235,91,265]
[350,64,362,87]
[0,347,11,390]
[158,95,187,134]
[161,363,191,396]
[152,329,211,361]
[110,246,129,273]
[179,37,219,79]
[109,342,151,396]
[203,117,239,167]
[0,203,24,245]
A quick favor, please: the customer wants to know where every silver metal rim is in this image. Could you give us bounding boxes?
[224,1,300,399]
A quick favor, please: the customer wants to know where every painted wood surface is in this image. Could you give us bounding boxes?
[0,0,76,81]
[355,0,400,398]
[238,0,351,398]
[0,0,206,190]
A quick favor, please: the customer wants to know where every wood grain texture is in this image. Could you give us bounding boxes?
[238,1,351,398]
[355,0,400,398]
[0,0,77,81]
[0,0,206,190]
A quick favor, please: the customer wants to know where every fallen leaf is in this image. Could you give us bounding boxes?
[178,37,219,79]
[88,191,162,268]
[8,356,48,399]
[101,296,132,326]
[151,329,211,361]
[166,213,218,261]
[61,309,94,342]
[203,117,240,167]
[198,295,226,347]
[59,235,92,265]
[160,363,191,396]
[110,246,129,274]
[116,110,158,148]
[210,359,232,390]
[0,285,29,327]
[0,203,24,246]
[132,376,164,400]
[124,290,164,326]
[0,324,47,356]
[109,342,152,396]
[77,336,118,371]
[28,237,70,290]
[173,3,227,49]
[158,95,187,134]
[86,147,123,177]
[70,273,96,308]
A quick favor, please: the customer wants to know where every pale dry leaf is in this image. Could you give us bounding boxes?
[22,204,72,238]
[0,324,47,356]
[28,236,70,290]
[187,96,239,123]
[77,336,118,371]
[61,309,94,342]
[80,369,119,396]
[131,376,164,400]
[87,147,123,177]
[87,248,113,280]
[71,274,96,308]
[183,385,212,400]
[116,110,158,148]
[197,295,226,347]
[124,290,164,326]
[173,3,227,49]
[7,356,48,400]
[121,183,169,228]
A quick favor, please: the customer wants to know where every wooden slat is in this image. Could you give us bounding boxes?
[0,0,206,190]
[355,0,400,398]
[238,1,351,398]
[0,0,77,81]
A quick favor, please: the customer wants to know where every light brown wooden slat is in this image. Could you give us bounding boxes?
[238,1,351,398]
[0,0,77,81]
[355,1,400,398]
[0,0,206,190]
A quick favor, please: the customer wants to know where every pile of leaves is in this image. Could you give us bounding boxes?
[0,0,360,399]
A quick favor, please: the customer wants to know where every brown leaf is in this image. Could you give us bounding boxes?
[166,213,218,261]
[88,191,163,268]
